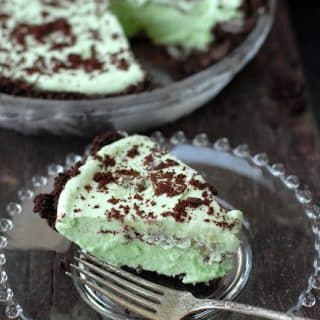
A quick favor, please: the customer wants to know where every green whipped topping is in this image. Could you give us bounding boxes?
[56,135,242,283]
[110,0,244,50]
[0,0,145,95]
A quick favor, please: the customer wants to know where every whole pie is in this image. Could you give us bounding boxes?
[0,0,267,98]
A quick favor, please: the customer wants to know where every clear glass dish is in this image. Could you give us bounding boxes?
[0,131,319,319]
[0,1,275,136]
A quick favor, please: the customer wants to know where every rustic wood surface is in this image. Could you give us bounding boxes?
[0,2,319,319]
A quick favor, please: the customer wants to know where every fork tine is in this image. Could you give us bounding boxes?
[81,252,166,294]
[71,263,159,312]
[75,257,162,303]
[66,271,158,320]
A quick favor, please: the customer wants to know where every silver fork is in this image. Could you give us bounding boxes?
[67,253,313,320]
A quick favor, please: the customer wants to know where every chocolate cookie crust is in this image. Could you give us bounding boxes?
[0,76,152,100]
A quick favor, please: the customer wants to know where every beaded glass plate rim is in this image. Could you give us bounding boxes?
[1,130,319,319]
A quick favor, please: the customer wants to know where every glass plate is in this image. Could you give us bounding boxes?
[0,1,275,136]
[1,131,319,320]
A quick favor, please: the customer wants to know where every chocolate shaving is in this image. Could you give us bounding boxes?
[154,159,178,170]
[94,172,115,190]
[215,219,238,230]
[91,131,124,156]
[11,18,75,48]
[133,203,146,219]
[162,197,203,222]
[106,208,125,222]
[108,197,120,205]
[190,178,218,196]
[98,229,117,235]
[134,194,143,201]
[143,154,154,166]
[84,184,92,192]
[151,172,187,197]
[96,154,116,167]
[52,46,103,73]
[116,169,140,177]
[127,145,140,158]
[119,204,130,214]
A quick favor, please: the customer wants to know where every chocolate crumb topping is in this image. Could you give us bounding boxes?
[137,182,147,193]
[154,159,178,170]
[108,197,120,205]
[143,154,154,166]
[161,197,203,223]
[94,172,115,190]
[98,229,117,235]
[95,154,116,167]
[102,155,116,167]
[119,204,130,214]
[11,18,75,48]
[117,58,129,71]
[151,172,187,197]
[91,131,124,156]
[84,184,92,192]
[207,184,218,196]
[117,169,140,177]
[0,14,9,21]
[106,208,125,222]
[112,33,119,40]
[147,212,156,220]
[190,178,218,196]
[93,154,103,162]
[51,46,104,73]
[215,219,237,230]
[134,194,143,201]
[188,197,203,206]
[134,203,146,219]
[127,145,140,158]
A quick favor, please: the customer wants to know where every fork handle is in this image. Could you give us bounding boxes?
[188,299,312,320]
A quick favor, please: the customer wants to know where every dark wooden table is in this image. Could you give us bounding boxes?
[1,2,319,319]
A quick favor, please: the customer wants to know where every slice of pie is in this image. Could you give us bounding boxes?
[34,132,242,284]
